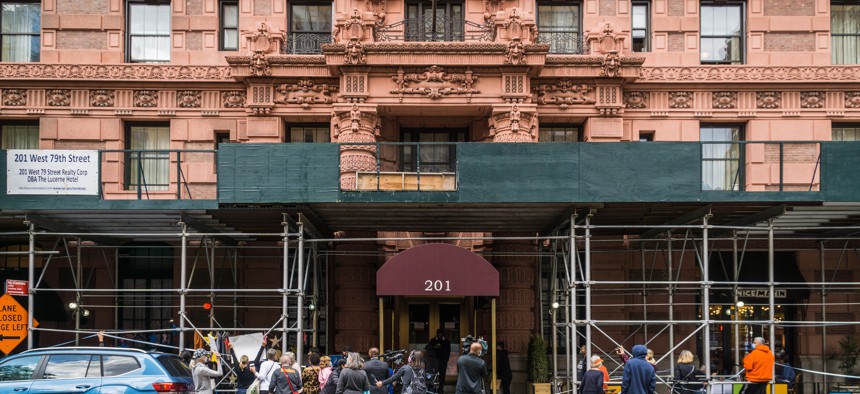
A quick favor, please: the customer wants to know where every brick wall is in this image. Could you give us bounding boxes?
[668,33,685,52]
[186,32,204,51]
[599,0,616,16]
[56,0,109,14]
[668,0,684,16]
[187,0,203,16]
[764,32,816,51]
[764,0,815,16]
[255,0,272,16]
[56,32,107,50]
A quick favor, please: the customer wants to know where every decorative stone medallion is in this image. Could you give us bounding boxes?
[846,92,860,109]
[3,89,27,106]
[90,89,115,107]
[134,90,158,107]
[669,91,692,109]
[800,91,825,108]
[712,92,736,109]
[390,66,479,103]
[223,91,246,108]
[756,91,780,109]
[46,89,71,106]
[176,90,201,108]
[624,91,648,109]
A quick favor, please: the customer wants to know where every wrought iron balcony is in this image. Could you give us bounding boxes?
[376,14,494,42]
[285,33,332,54]
[536,31,588,54]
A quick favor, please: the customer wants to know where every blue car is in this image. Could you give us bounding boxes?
[0,347,193,393]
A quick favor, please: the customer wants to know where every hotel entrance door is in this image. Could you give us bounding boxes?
[400,300,467,375]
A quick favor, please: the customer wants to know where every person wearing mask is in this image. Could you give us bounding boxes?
[456,343,488,394]
[496,342,513,394]
[191,348,223,394]
[741,337,775,394]
[376,349,425,393]
[270,353,303,394]
[258,348,281,394]
[428,329,452,394]
[580,357,607,394]
[337,352,374,394]
[620,345,656,394]
[365,347,391,394]
[673,350,701,394]
[303,353,323,394]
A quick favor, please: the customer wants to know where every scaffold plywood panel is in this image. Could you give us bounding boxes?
[821,141,860,202]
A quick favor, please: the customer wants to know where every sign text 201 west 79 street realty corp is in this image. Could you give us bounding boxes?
[6,150,99,195]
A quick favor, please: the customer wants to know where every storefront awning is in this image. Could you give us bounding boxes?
[376,243,499,296]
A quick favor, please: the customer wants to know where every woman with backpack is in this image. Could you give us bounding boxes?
[376,350,426,394]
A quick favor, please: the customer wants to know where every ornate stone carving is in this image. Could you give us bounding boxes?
[390,66,479,103]
[176,90,201,108]
[365,0,386,25]
[0,64,231,81]
[846,92,860,108]
[343,9,366,40]
[90,89,114,107]
[490,104,537,142]
[223,91,246,108]
[624,91,648,109]
[134,90,158,107]
[712,92,737,109]
[344,38,367,65]
[756,91,781,109]
[2,89,26,106]
[639,66,860,82]
[276,80,337,109]
[246,22,284,54]
[587,22,624,55]
[501,8,526,40]
[46,89,70,106]
[801,91,825,108]
[669,92,692,109]
[504,39,526,65]
[533,80,594,109]
[249,52,271,77]
[600,51,621,77]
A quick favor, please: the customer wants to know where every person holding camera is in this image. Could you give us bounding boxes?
[191,348,223,394]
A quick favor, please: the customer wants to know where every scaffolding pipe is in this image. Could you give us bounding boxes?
[585,213,593,371]
[75,237,82,346]
[27,221,35,349]
[703,214,712,377]
[570,214,578,386]
[768,219,776,394]
[297,218,305,367]
[282,216,290,354]
[733,231,740,375]
[820,242,827,391]
[667,234,675,374]
[179,222,188,353]
[641,243,648,343]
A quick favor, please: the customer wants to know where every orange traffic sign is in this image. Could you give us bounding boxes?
[0,293,38,355]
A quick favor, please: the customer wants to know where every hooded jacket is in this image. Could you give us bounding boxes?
[621,345,656,394]
[743,344,774,383]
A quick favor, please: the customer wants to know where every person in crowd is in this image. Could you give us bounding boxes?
[191,348,223,394]
[365,347,391,394]
[580,356,607,394]
[181,349,193,367]
[674,350,703,394]
[620,345,656,394]
[376,349,425,392]
[741,337,775,394]
[428,329,452,394]
[270,353,303,394]
[303,352,323,394]
[776,355,796,389]
[646,349,658,369]
[323,359,347,394]
[456,342,488,394]
[319,356,333,390]
[591,356,609,390]
[496,342,513,394]
[337,352,374,394]
[577,345,589,377]
[258,348,281,394]
[235,355,258,394]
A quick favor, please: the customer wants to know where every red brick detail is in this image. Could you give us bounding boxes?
[255,0,272,16]
[668,0,684,16]
[668,33,685,52]
[56,32,107,50]
[186,0,203,15]
[763,0,815,16]
[764,33,815,52]
[493,238,537,354]
[56,0,109,14]
[599,0,616,16]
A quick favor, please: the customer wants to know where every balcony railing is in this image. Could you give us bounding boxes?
[285,33,332,54]
[109,149,217,200]
[375,15,494,42]
[536,31,588,54]
[345,142,459,192]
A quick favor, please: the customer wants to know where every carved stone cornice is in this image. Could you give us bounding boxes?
[533,79,595,109]
[0,64,232,81]
[275,79,338,108]
[326,42,515,53]
[544,55,645,65]
[226,55,327,65]
[638,66,860,82]
[390,65,479,102]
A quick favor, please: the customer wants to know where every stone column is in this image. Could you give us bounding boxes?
[489,103,538,143]
[493,235,537,354]
[332,103,378,189]
[332,232,379,353]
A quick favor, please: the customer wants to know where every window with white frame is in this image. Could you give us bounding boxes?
[831,2,860,64]
[126,123,170,191]
[701,125,743,191]
[536,2,582,54]
[221,0,239,51]
[631,1,649,52]
[0,1,40,62]
[127,0,171,63]
[832,124,860,141]
[700,2,744,64]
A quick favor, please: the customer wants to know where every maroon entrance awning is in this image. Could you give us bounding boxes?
[376,243,499,296]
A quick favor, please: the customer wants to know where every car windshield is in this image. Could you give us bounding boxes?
[156,355,191,378]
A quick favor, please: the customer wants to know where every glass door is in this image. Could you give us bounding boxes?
[400,299,467,377]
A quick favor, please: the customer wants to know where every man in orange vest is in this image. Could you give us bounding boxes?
[742,337,775,394]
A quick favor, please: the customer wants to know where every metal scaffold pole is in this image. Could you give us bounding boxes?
[75,237,82,346]
[667,233,675,374]
[27,220,35,349]
[179,221,188,352]
[732,231,740,375]
[282,215,290,351]
[703,214,712,377]
[584,212,593,366]
[570,213,578,386]
[297,217,305,367]
[768,219,776,394]
[820,241,827,391]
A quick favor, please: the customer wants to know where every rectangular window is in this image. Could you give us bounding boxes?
[631,1,649,52]
[539,124,582,142]
[701,125,743,191]
[401,129,464,172]
[1,121,38,149]
[405,0,464,42]
[288,124,330,142]
[638,131,654,142]
[0,1,40,62]
[127,0,171,63]
[125,123,170,191]
[220,0,239,51]
[833,124,860,141]
[537,2,582,54]
[700,2,744,64]
[832,2,860,64]
[287,2,332,54]
[119,245,173,332]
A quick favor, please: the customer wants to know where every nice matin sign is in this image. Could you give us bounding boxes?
[6,150,99,195]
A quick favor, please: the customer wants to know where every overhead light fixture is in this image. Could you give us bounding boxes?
[82,309,91,317]
[736,301,745,307]
[551,302,560,309]
[308,304,316,311]
[68,302,79,310]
